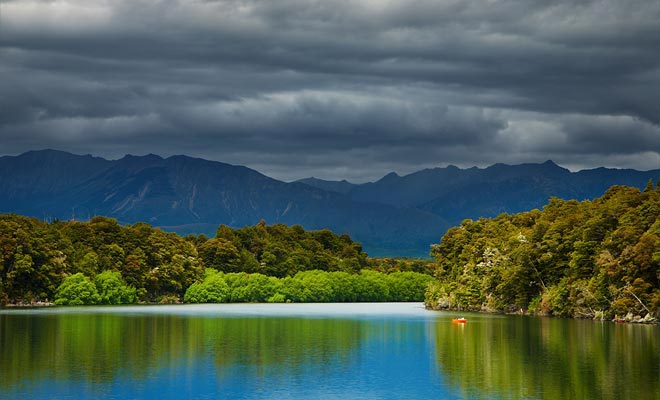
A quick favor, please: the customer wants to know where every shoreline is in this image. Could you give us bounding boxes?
[5,301,658,325]
[424,305,659,325]
[2,301,55,308]
[2,300,424,309]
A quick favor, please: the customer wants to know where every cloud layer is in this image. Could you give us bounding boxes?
[1,0,659,182]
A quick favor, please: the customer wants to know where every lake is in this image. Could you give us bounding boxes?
[1,303,659,399]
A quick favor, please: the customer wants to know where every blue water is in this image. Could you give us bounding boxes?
[2,303,658,399]
[0,303,458,399]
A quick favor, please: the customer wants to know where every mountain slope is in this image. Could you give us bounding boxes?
[5,150,660,257]
[300,160,660,225]
[0,150,447,257]
[0,150,111,215]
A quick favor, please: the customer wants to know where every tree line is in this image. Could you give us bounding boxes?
[0,215,436,305]
[425,182,660,320]
[184,269,434,304]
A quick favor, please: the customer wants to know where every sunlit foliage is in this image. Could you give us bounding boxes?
[0,214,431,305]
[184,268,435,303]
[426,185,660,319]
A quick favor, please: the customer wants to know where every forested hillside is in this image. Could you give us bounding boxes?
[0,215,435,305]
[425,183,660,321]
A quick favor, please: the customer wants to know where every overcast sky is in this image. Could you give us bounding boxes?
[1,0,659,182]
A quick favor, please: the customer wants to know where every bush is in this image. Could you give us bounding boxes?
[54,273,100,305]
[540,280,572,317]
[95,270,136,304]
[184,272,230,303]
[387,272,436,301]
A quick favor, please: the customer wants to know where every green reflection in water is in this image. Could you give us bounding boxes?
[0,311,366,391]
[433,315,660,399]
[5,306,658,400]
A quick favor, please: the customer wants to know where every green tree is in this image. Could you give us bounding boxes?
[644,178,654,192]
[224,272,279,302]
[123,248,149,299]
[95,270,136,304]
[75,251,100,276]
[198,238,241,272]
[184,270,231,303]
[54,273,100,305]
[387,272,436,301]
[293,270,335,302]
[356,270,390,301]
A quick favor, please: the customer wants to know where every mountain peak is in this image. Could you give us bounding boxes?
[379,171,400,181]
[9,149,110,168]
[484,160,570,175]
[296,177,356,194]
[538,160,570,173]
[22,149,69,156]
[18,149,94,161]
[540,160,566,169]
[121,153,163,161]
[116,154,165,169]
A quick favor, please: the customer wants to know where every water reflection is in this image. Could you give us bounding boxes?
[0,304,446,399]
[432,315,660,399]
[3,305,658,399]
[0,313,363,385]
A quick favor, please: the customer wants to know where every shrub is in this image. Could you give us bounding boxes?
[54,273,100,305]
[95,270,136,304]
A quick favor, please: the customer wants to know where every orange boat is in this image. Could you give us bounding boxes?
[452,317,467,324]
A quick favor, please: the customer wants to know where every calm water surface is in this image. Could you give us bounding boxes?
[1,303,659,399]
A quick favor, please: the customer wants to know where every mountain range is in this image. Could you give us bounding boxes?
[297,160,660,228]
[2,150,659,257]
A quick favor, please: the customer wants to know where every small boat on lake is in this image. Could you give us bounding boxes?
[452,317,467,324]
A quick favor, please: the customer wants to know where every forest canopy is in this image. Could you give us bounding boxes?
[425,184,660,321]
[0,215,435,305]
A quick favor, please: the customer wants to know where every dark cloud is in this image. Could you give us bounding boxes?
[1,0,659,182]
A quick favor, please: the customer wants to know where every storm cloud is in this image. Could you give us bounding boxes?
[1,0,659,182]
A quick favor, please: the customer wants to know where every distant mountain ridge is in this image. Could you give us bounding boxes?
[295,177,355,195]
[0,150,447,257]
[298,160,660,226]
[2,150,660,257]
